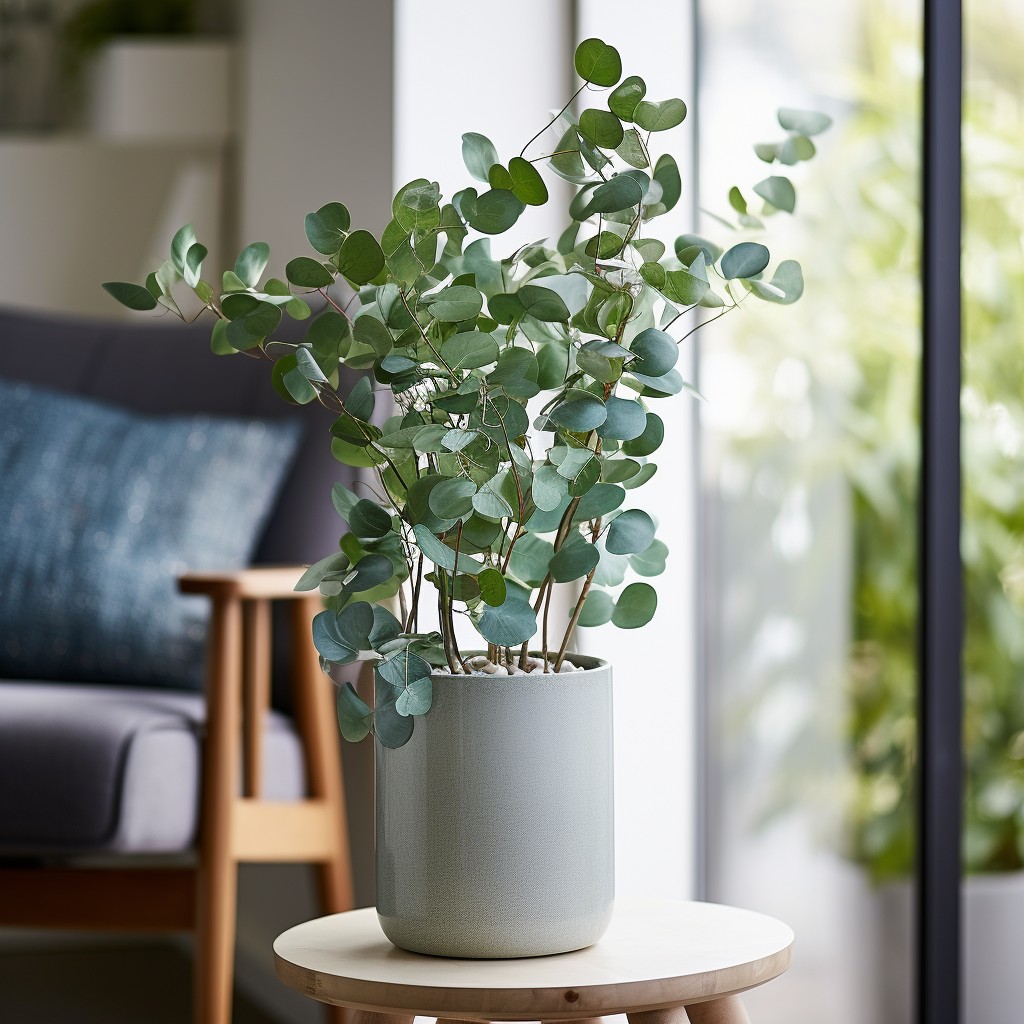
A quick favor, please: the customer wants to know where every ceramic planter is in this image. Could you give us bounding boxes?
[375,653,614,958]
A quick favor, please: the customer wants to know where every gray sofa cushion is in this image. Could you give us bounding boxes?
[0,682,307,854]
[0,377,302,689]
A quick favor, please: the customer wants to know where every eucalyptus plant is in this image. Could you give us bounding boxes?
[105,38,826,748]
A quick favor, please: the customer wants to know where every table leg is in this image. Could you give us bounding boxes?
[683,997,751,1024]
[542,1019,606,1024]
[350,1012,414,1024]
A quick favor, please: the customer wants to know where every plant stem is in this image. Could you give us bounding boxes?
[520,83,587,158]
[555,564,598,671]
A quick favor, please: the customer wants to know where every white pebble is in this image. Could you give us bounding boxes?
[558,662,574,673]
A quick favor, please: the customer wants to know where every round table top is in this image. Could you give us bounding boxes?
[273,900,793,1019]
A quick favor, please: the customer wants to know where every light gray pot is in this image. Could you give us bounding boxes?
[375,653,614,958]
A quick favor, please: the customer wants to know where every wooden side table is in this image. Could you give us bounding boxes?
[274,900,793,1024]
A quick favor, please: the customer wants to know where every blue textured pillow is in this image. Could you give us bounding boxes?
[0,377,302,689]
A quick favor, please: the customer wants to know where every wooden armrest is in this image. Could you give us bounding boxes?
[178,565,314,600]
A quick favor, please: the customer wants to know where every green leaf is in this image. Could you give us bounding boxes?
[478,597,537,646]
[337,601,375,650]
[629,538,668,577]
[549,537,600,583]
[429,284,483,322]
[753,175,796,213]
[653,154,682,212]
[466,189,525,234]
[413,524,483,575]
[489,348,540,399]
[508,156,548,206]
[477,567,507,607]
[622,412,665,456]
[611,581,658,628]
[274,355,317,404]
[622,462,657,490]
[549,391,607,431]
[531,464,567,511]
[639,262,667,289]
[557,449,601,497]
[578,108,624,149]
[345,376,376,421]
[578,590,614,628]
[354,315,393,357]
[102,281,158,311]
[606,508,656,555]
[428,477,477,520]
[663,268,710,306]
[286,256,334,289]
[573,482,625,521]
[347,498,393,539]
[602,458,642,484]
[184,243,207,288]
[750,259,804,305]
[170,224,197,274]
[633,97,687,132]
[304,202,351,255]
[778,134,816,164]
[597,396,647,441]
[472,480,515,520]
[462,132,500,182]
[609,75,646,120]
[630,328,678,377]
[337,683,373,742]
[395,675,433,717]
[338,230,386,286]
[518,284,570,323]
[312,610,358,663]
[574,38,622,87]
[616,128,649,168]
[441,331,499,369]
[373,677,415,748]
[777,107,832,136]
[729,186,748,215]
[488,163,514,190]
[234,241,269,288]
[442,427,477,452]
[721,242,771,280]
[584,171,649,216]
[675,233,723,265]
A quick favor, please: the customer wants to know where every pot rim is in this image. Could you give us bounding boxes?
[426,650,609,680]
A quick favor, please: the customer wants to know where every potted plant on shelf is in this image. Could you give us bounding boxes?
[105,37,826,958]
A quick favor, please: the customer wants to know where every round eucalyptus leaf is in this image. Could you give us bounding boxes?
[102,281,158,311]
[428,477,478,520]
[537,343,570,390]
[440,331,499,369]
[572,482,625,522]
[654,154,682,212]
[304,202,350,255]
[578,589,615,628]
[630,328,679,377]
[488,348,540,399]
[337,600,375,650]
[549,538,600,583]
[578,108,624,149]
[633,97,687,132]
[345,553,396,593]
[640,262,667,289]
[336,682,373,742]
[378,650,432,690]
[234,241,270,288]
[609,75,646,120]
[721,242,771,280]
[369,604,403,646]
[584,231,627,261]
[777,107,832,136]
[584,171,650,215]
[751,259,804,305]
[606,508,656,555]
[472,483,514,520]
[675,233,723,265]
[574,38,622,87]
[549,392,607,431]
[337,230,386,285]
[478,597,538,646]
[597,396,647,441]
[602,458,642,483]
[395,675,433,717]
[373,694,415,748]
[629,538,669,577]
[753,175,796,213]
[477,567,507,607]
[348,498,393,538]
[312,610,357,663]
[779,134,816,164]
[616,128,649,169]
[622,462,658,490]
[518,285,570,323]
[508,156,548,206]
[663,268,710,306]
[623,412,665,456]
[286,256,334,289]
[629,367,685,396]
[273,354,317,404]
[488,163,515,190]
[611,582,658,629]
[462,132,500,182]
[532,464,568,512]
[429,284,483,323]
[467,189,525,234]
[413,523,483,575]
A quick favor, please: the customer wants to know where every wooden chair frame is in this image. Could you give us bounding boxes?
[0,567,354,1024]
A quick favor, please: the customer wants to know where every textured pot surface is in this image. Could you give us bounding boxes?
[376,654,614,958]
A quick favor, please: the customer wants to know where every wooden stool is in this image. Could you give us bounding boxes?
[273,900,793,1023]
